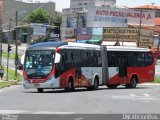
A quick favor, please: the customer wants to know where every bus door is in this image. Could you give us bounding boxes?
[118,55,127,84]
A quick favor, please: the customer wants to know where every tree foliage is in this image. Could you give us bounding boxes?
[52,12,62,24]
[28,9,50,23]
[27,9,62,25]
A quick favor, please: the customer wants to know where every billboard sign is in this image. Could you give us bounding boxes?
[103,27,154,47]
[87,7,155,27]
[103,27,139,42]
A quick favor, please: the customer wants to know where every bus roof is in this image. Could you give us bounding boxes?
[26,42,150,52]
[27,42,68,50]
[106,46,150,52]
[60,42,100,50]
[27,42,100,51]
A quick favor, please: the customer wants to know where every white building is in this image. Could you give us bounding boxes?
[70,0,116,8]
[62,6,155,36]
[62,0,155,48]
[62,0,117,39]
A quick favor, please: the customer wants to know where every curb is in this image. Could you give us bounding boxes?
[17,82,22,85]
[139,83,160,86]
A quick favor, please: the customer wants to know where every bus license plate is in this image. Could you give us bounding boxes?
[34,84,40,88]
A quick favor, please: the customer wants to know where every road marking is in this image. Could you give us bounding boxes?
[0,110,27,114]
[130,94,136,97]
[144,101,150,103]
[33,111,76,114]
[74,117,84,120]
[0,110,76,114]
[143,93,150,97]
[113,93,156,102]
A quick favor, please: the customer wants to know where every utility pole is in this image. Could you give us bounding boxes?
[48,17,51,40]
[58,22,61,41]
[27,25,31,46]
[0,18,2,66]
[15,11,18,77]
[76,13,80,42]
[122,10,125,46]
[156,33,160,64]
[6,19,12,81]
[0,6,2,66]
[151,3,156,48]
[138,9,142,47]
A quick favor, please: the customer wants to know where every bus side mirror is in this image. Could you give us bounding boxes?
[55,53,61,63]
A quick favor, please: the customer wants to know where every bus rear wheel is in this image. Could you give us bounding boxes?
[87,78,99,91]
[126,77,137,88]
[37,88,43,93]
[93,78,99,90]
[65,80,74,92]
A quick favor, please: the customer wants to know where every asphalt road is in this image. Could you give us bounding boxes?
[0,84,160,115]
[2,58,15,69]
[1,43,160,120]
[2,58,23,75]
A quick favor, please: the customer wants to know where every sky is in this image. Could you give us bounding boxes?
[23,0,160,12]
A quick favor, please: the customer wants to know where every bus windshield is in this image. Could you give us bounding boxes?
[24,50,55,79]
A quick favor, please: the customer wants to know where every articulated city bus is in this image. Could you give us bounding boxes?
[23,42,155,92]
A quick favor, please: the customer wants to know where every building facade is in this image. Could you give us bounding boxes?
[0,1,3,17]
[132,5,160,47]
[70,0,116,8]
[2,0,55,30]
[62,0,157,48]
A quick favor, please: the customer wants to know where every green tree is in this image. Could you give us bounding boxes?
[28,9,50,23]
[51,12,62,24]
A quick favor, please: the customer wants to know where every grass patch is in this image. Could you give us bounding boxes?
[0,81,17,89]
[154,77,160,83]
[4,67,23,82]
[0,67,23,89]
[2,51,22,60]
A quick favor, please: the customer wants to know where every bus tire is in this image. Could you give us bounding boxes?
[93,77,99,90]
[87,77,99,90]
[37,88,43,93]
[87,86,93,91]
[65,79,74,92]
[126,77,137,88]
[107,85,118,89]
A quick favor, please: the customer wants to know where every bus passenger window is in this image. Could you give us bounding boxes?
[145,52,153,66]
[61,52,68,62]
[61,55,65,62]
[71,53,74,60]
[137,53,145,66]
[128,52,137,66]
[92,52,98,66]
[111,56,117,67]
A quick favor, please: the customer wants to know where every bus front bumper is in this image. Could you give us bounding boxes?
[23,76,60,89]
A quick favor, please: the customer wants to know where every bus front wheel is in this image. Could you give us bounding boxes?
[126,77,137,88]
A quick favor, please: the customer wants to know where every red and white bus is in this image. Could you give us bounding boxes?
[23,42,155,92]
